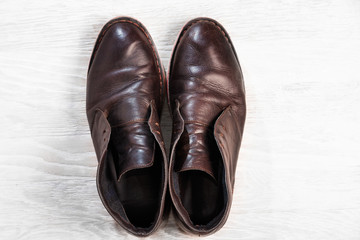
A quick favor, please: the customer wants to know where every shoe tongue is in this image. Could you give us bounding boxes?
[108,98,156,181]
[175,123,218,181]
[111,122,155,181]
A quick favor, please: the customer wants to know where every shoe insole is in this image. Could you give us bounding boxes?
[103,137,162,228]
[179,168,224,225]
[177,124,225,226]
[118,158,162,227]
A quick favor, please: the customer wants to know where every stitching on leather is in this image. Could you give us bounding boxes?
[93,18,163,98]
[170,18,232,75]
[176,19,230,49]
[171,19,236,99]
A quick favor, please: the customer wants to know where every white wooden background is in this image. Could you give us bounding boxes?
[1,0,360,239]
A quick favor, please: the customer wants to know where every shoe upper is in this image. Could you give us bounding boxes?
[86,17,167,236]
[168,18,246,235]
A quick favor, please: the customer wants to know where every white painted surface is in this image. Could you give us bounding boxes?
[1,0,360,239]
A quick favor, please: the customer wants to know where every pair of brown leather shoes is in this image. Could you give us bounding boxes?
[86,17,246,236]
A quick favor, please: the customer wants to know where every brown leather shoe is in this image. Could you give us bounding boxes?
[167,17,246,235]
[86,17,167,236]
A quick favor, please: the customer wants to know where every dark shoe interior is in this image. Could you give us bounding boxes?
[176,126,226,227]
[99,128,163,229]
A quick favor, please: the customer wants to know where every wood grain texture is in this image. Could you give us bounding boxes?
[1,0,360,239]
